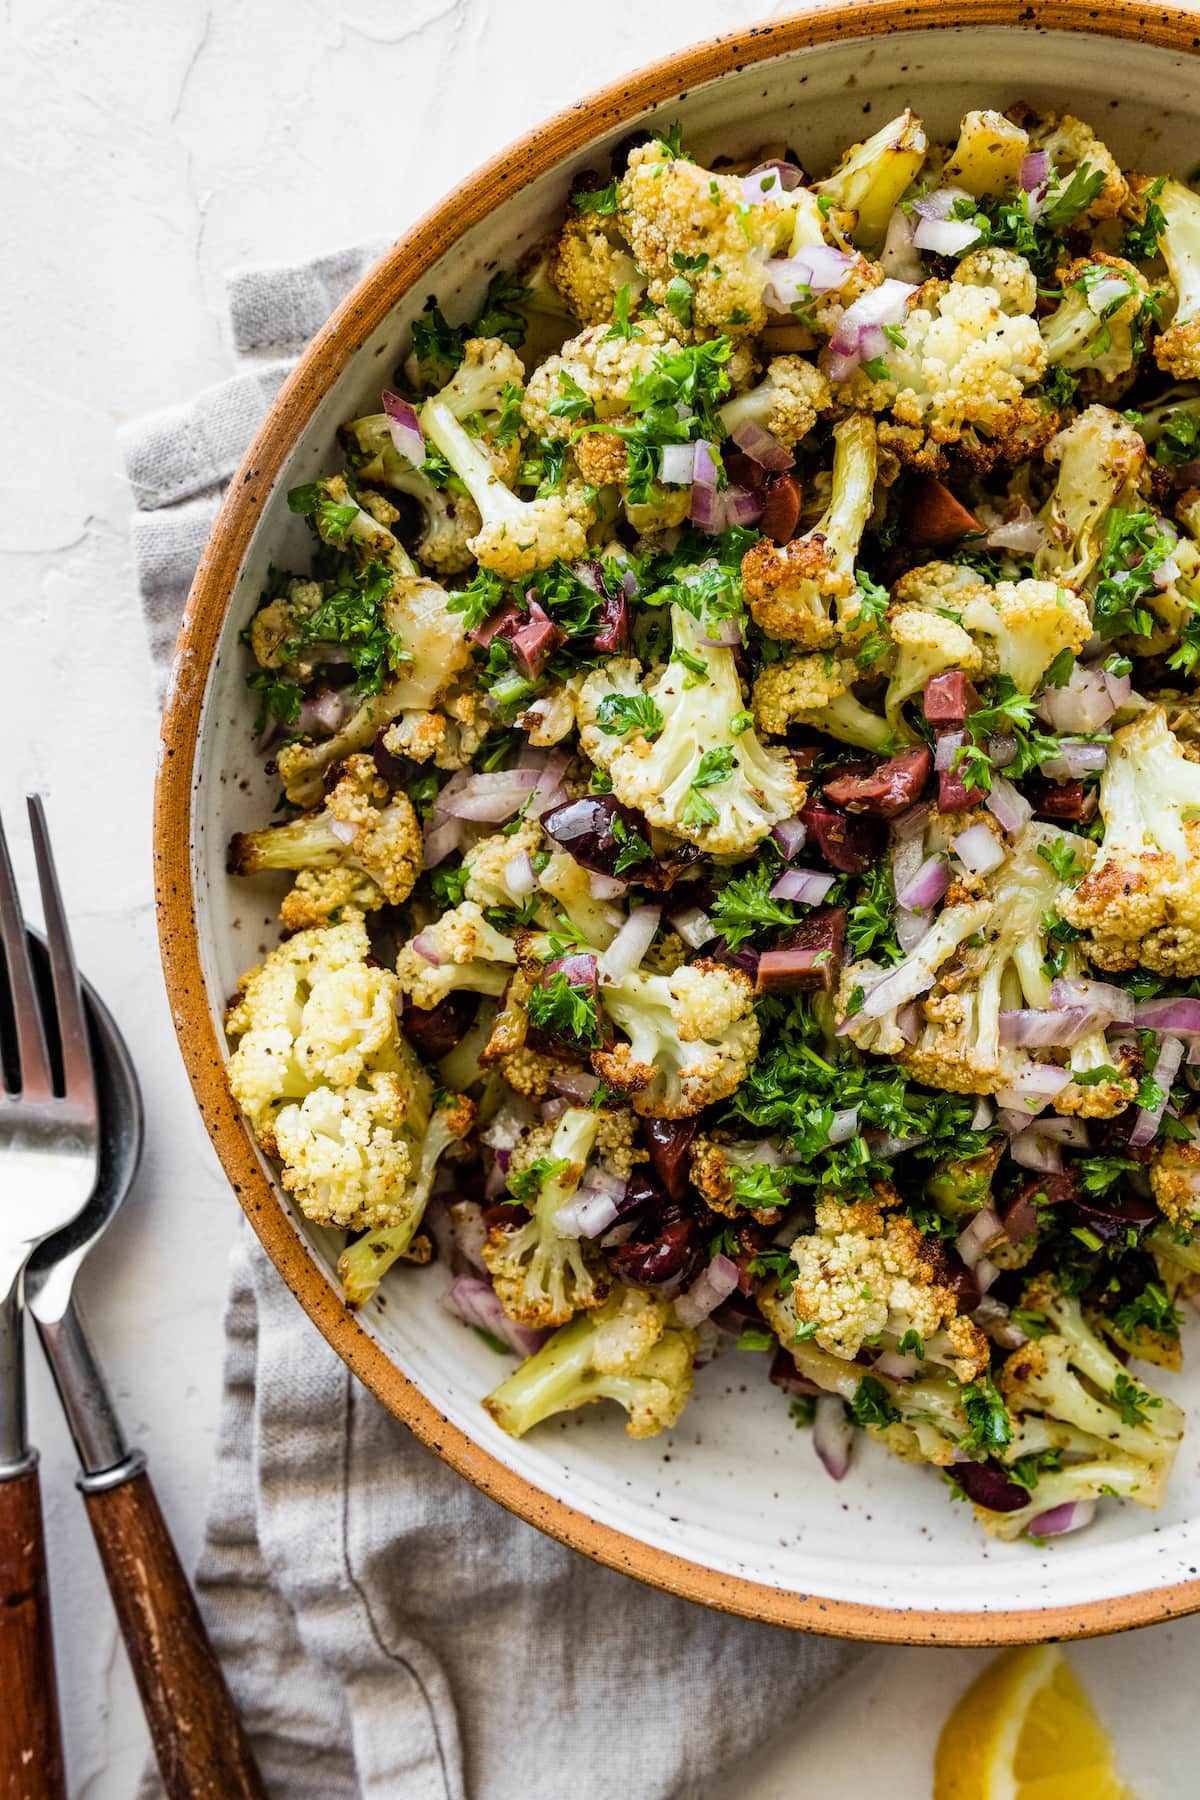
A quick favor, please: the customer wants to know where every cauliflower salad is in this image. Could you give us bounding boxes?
[225,102,1200,1545]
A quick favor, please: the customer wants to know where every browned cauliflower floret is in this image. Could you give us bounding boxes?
[1024,110,1130,221]
[786,1194,989,1381]
[1033,404,1148,591]
[617,140,791,337]
[1151,1130,1200,1228]
[741,414,878,643]
[1059,707,1200,976]
[521,318,683,441]
[591,960,760,1119]
[688,1133,785,1223]
[1152,178,1200,381]
[1040,254,1154,390]
[718,355,831,450]
[751,651,893,752]
[813,108,928,246]
[228,755,422,933]
[482,1106,611,1327]
[550,199,646,326]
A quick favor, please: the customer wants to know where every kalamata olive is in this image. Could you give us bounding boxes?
[904,475,983,546]
[510,600,565,678]
[941,1246,981,1308]
[1071,1186,1159,1245]
[1027,778,1098,823]
[606,1198,704,1291]
[800,800,886,874]
[923,672,981,725]
[949,1460,1029,1512]
[641,1117,698,1201]
[760,472,802,544]
[822,746,933,818]
[541,793,645,879]
[592,589,631,654]
[756,907,847,994]
[401,992,476,1060]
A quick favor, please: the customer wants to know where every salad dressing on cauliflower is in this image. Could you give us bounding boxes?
[223,104,1200,1541]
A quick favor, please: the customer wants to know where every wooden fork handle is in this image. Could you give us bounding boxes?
[0,1460,66,1799]
[83,1467,265,1799]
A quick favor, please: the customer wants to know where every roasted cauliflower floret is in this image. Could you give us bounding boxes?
[952,245,1039,316]
[942,111,1029,201]
[578,602,805,857]
[751,651,895,751]
[1033,404,1148,590]
[883,605,982,739]
[521,318,683,439]
[1059,705,1200,975]
[813,108,928,247]
[482,1106,611,1327]
[228,755,422,933]
[1040,255,1153,387]
[785,1193,989,1380]
[951,578,1093,695]
[1025,111,1129,220]
[1151,1129,1200,1227]
[592,959,759,1119]
[1153,177,1200,381]
[834,274,1048,468]
[395,901,520,1009]
[741,413,878,644]
[617,139,791,337]
[224,915,472,1297]
[550,199,646,326]
[340,413,481,574]
[718,354,831,449]
[483,1285,697,1439]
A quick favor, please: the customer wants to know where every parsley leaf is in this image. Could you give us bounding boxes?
[596,693,664,738]
[681,745,735,828]
[507,1155,571,1207]
[527,971,603,1047]
[850,1375,900,1430]
[709,865,798,951]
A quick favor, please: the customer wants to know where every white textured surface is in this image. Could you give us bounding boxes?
[2,0,1199,1793]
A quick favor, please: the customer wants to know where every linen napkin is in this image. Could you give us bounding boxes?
[124,243,860,1800]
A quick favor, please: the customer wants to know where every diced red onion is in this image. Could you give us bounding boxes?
[772,815,808,860]
[763,244,854,308]
[827,279,916,379]
[1037,743,1108,781]
[987,733,1018,769]
[328,816,358,846]
[913,217,982,255]
[974,1258,1002,1295]
[441,1275,549,1357]
[973,1294,1029,1350]
[952,823,1006,875]
[588,871,627,901]
[659,443,696,486]
[971,1095,995,1129]
[436,767,541,823]
[674,1253,741,1327]
[670,905,714,950]
[1135,998,1200,1034]
[858,942,948,1019]
[1009,1128,1064,1174]
[1037,667,1114,734]
[866,1128,930,1158]
[827,1106,861,1145]
[382,389,425,465]
[691,440,719,488]
[504,851,537,898]
[526,748,571,818]
[895,854,952,912]
[986,512,1047,554]
[730,420,795,471]
[299,686,354,736]
[1032,1115,1091,1147]
[1020,151,1050,191]
[598,904,661,984]
[1101,667,1132,709]
[873,1350,918,1380]
[892,802,929,841]
[895,908,930,955]
[812,1394,854,1481]
[1028,1499,1096,1538]
[550,1069,601,1103]
[699,614,743,648]
[912,186,973,222]
[956,1206,1002,1269]
[554,1172,630,1240]
[743,160,804,199]
[896,1001,921,1043]
[993,1064,1073,1113]
[891,828,926,904]
[934,731,964,773]
[1050,977,1133,1025]
[1086,275,1135,318]
[1129,1035,1185,1146]
[999,1007,1096,1049]
[985,775,1033,835]
[770,868,837,906]
[540,1096,570,1123]
[411,931,443,966]
[881,206,923,282]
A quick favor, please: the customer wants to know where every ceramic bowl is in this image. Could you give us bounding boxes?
[156,0,1200,1644]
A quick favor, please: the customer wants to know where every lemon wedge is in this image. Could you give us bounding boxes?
[933,1644,1137,1800]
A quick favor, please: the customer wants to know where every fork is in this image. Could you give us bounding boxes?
[0,799,99,1798]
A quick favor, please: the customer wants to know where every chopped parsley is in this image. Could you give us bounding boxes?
[595,693,664,738]
[850,1375,901,1430]
[507,1155,570,1207]
[681,745,736,828]
[527,971,603,1047]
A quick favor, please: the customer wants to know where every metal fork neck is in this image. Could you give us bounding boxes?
[0,1278,28,1469]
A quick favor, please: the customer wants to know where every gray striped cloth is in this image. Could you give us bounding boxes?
[125,247,859,1800]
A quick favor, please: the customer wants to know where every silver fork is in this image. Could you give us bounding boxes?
[0,798,99,1800]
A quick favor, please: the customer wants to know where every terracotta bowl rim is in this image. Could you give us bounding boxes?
[155,0,1200,1644]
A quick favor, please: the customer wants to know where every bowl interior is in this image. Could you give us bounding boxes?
[184,19,1200,1632]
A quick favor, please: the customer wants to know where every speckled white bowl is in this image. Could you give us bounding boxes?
[156,1,1200,1642]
